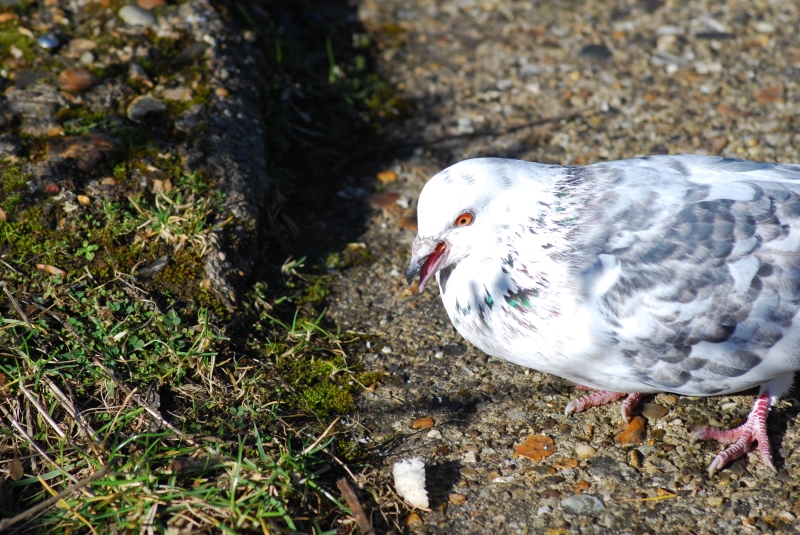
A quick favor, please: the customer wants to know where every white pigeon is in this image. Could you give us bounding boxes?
[406,155,800,476]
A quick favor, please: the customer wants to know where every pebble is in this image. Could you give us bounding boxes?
[587,456,641,483]
[214,87,229,97]
[755,86,783,104]
[398,216,418,231]
[368,192,400,210]
[575,444,596,459]
[628,449,644,469]
[377,170,398,183]
[579,44,612,60]
[0,134,22,157]
[449,493,466,505]
[572,480,590,494]
[64,38,96,60]
[426,429,442,439]
[161,86,192,101]
[37,32,61,50]
[615,416,647,445]
[707,497,724,506]
[128,63,152,85]
[553,458,578,469]
[404,512,423,527]
[77,195,90,205]
[127,94,167,122]
[137,0,166,8]
[463,451,477,463]
[46,134,117,172]
[640,403,669,420]
[119,5,157,26]
[561,494,605,514]
[137,256,169,278]
[58,68,95,93]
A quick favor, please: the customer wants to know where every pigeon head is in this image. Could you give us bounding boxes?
[406,159,522,293]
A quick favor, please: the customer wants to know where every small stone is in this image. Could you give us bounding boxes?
[101,177,117,186]
[58,68,95,93]
[137,255,168,278]
[44,183,60,195]
[615,416,647,445]
[755,86,783,104]
[404,512,423,527]
[173,42,207,65]
[426,429,442,439]
[127,94,167,123]
[0,134,22,157]
[707,497,724,506]
[161,86,192,101]
[77,195,90,205]
[487,470,502,480]
[465,429,481,438]
[463,451,477,463]
[575,444,596,459]
[709,136,729,155]
[449,493,466,505]
[368,192,400,210]
[579,44,612,60]
[533,464,555,476]
[46,134,118,172]
[753,21,775,34]
[64,38,96,59]
[561,494,605,514]
[460,467,478,476]
[118,4,157,26]
[655,487,673,497]
[553,458,578,469]
[37,32,61,50]
[128,63,152,84]
[572,480,590,494]
[628,449,644,469]
[214,86,229,97]
[398,216,418,231]
[137,0,166,8]
[377,170,398,183]
[640,403,669,420]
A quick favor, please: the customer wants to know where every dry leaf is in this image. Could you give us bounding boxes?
[755,86,783,103]
[10,455,23,481]
[377,170,398,183]
[0,206,6,221]
[36,264,67,278]
[412,417,435,429]
[553,458,579,470]
[514,435,556,461]
[615,415,647,445]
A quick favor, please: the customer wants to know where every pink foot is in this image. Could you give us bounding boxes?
[692,393,776,477]
[564,389,644,423]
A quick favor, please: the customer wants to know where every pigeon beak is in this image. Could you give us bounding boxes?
[406,237,448,293]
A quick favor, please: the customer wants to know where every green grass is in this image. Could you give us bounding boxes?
[0,0,408,532]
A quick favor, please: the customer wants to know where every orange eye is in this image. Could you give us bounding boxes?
[455,212,473,226]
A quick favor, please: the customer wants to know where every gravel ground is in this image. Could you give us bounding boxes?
[327,1,800,533]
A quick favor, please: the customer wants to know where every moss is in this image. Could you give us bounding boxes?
[324,243,374,270]
[296,277,330,310]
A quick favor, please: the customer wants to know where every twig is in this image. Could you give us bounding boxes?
[19,384,65,439]
[337,478,376,535]
[301,417,340,455]
[0,460,115,532]
[1,281,32,330]
[332,108,588,171]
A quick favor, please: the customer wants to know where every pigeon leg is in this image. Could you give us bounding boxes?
[692,393,775,477]
[565,390,644,423]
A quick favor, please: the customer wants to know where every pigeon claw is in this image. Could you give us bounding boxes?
[563,390,629,418]
[693,392,775,477]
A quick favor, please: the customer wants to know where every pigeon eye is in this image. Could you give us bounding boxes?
[455,212,474,226]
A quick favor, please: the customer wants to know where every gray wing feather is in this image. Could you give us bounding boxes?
[573,155,800,393]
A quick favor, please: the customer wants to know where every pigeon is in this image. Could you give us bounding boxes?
[406,155,800,476]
